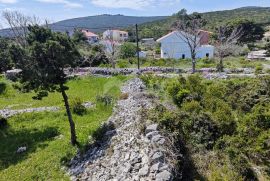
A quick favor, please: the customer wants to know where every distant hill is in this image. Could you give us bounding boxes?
[50,14,167,33]
[0,14,167,37]
[202,6,270,27]
[1,7,270,38]
[136,6,270,40]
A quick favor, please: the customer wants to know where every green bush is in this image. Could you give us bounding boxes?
[0,82,7,94]
[96,94,114,106]
[119,42,136,59]
[255,64,263,74]
[182,112,220,149]
[71,98,87,116]
[117,59,130,68]
[0,116,8,129]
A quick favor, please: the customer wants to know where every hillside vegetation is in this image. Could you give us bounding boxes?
[137,6,270,39]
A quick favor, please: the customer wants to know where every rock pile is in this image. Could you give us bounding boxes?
[68,78,175,181]
[0,106,59,118]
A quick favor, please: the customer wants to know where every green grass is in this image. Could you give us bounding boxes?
[0,75,129,181]
[115,56,270,70]
[0,76,128,109]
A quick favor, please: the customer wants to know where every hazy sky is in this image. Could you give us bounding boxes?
[0,0,270,24]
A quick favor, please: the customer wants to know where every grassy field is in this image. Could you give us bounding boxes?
[116,56,270,70]
[0,75,129,180]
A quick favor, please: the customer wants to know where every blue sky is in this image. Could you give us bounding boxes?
[0,0,270,25]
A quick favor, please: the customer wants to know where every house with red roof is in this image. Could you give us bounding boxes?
[81,29,99,44]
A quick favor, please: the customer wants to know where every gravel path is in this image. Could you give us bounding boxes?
[68,78,175,181]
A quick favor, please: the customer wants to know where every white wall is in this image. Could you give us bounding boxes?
[158,31,214,59]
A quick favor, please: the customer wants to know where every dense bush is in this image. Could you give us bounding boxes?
[142,74,270,180]
[71,98,87,116]
[0,82,7,94]
[96,94,114,106]
[0,116,8,129]
[119,42,137,59]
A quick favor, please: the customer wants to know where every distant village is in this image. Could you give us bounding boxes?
[77,28,215,60]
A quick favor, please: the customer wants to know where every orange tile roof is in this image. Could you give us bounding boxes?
[81,30,99,37]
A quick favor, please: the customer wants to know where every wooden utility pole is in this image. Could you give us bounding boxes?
[136,24,140,70]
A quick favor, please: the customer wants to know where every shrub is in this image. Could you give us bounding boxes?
[96,94,114,106]
[255,65,263,74]
[71,98,87,116]
[0,82,7,94]
[182,112,220,149]
[181,100,202,114]
[119,42,136,59]
[117,59,129,68]
[0,116,8,129]
[92,122,115,141]
[174,89,190,107]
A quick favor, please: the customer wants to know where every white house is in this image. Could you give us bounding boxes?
[103,30,128,42]
[157,31,214,59]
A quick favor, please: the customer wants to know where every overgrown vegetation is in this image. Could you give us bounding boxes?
[0,76,128,180]
[141,74,270,180]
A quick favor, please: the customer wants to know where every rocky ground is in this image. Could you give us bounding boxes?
[68,78,177,181]
[0,106,60,118]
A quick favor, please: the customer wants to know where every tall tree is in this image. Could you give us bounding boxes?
[226,19,264,44]
[174,13,206,73]
[17,25,80,145]
[214,26,243,72]
[72,29,88,43]
[2,10,41,47]
[104,39,119,68]
[0,38,12,73]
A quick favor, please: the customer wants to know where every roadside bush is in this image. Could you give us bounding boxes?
[0,116,8,129]
[96,94,114,106]
[71,98,87,116]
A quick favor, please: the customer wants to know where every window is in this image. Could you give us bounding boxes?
[182,54,185,59]
[120,34,123,37]
[206,53,209,58]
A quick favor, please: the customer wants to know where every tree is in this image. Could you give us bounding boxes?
[17,25,80,145]
[2,10,41,47]
[214,26,242,72]
[0,38,12,73]
[103,39,119,68]
[226,19,264,44]
[119,42,136,59]
[174,13,206,73]
[72,29,88,43]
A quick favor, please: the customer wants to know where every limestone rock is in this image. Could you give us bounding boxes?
[156,170,172,181]
[145,124,158,134]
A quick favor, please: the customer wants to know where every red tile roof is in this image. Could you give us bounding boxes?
[81,30,99,37]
